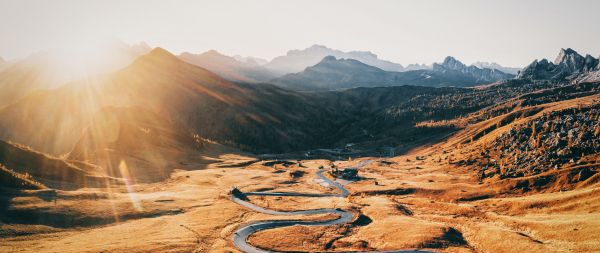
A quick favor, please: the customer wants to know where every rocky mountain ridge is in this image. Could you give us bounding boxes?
[518,48,600,80]
[273,55,514,91]
[433,56,515,84]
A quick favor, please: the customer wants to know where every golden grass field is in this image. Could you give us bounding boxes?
[1,130,598,253]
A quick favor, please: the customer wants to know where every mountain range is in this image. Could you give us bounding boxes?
[432,56,515,83]
[0,46,557,160]
[1,42,522,93]
[272,55,514,91]
[263,44,406,74]
[0,45,596,159]
[1,42,598,253]
[0,45,597,186]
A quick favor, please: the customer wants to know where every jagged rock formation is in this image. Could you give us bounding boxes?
[518,48,600,80]
[433,56,515,84]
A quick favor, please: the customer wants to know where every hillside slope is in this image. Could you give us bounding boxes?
[68,107,207,183]
[432,82,600,192]
[0,140,116,190]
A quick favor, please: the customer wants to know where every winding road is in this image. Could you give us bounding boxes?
[231,160,436,253]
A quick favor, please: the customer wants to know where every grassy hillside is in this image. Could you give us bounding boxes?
[0,140,115,190]
[0,164,46,190]
[430,82,600,192]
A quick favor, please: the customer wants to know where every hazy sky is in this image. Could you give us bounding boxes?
[1,0,599,67]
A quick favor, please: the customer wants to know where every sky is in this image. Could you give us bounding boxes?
[1,0,599,67]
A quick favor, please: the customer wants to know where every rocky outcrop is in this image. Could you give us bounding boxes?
[476,104,600,179]
[433,56,515,83]
[518,48,599,80]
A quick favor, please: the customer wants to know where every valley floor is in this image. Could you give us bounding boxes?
[1,144,599,253]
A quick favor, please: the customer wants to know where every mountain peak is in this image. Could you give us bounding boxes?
[561,48,577,54]
[442,56,462,65]
[134,47,182,66]
[554,48,582,65]
[308,44,330,50]
[443,56,457,62]
[147,47,177,58]
[203,49,223,56]
[439,56,467,71]
[321,55,337,62]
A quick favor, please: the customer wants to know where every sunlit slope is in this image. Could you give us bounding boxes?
[103,48,335,152]
[435,82,600,192]
[0,140,116,190]
[67,106,206,183]
[0,84,103,155]
[0,42,150,109]
[0,58,68,109]
[0,48,335,155]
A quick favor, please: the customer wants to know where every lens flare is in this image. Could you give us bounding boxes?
[118,160,143,211]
